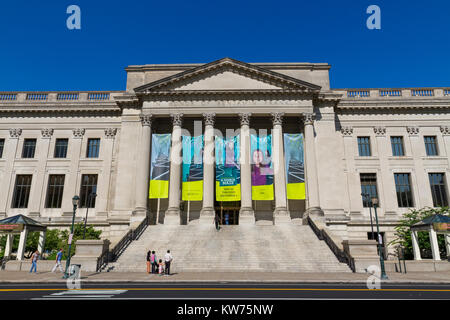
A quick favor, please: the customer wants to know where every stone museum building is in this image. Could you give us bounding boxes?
[1,58,449,272]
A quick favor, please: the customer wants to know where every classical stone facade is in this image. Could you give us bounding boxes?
[1,57,449,257]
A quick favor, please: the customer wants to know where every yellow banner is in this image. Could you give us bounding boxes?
[182,181,203,201]
[286,183,306,200]
[216,181,241,201]
[149,180,169,199]
[252,185,274,201]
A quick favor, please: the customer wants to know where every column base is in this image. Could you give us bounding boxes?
[305,206,324,218]
[164,207,181,225]
[273,207,291,225]
[239,207,255,225]
[130,208,148,228]
[198,207,215,225]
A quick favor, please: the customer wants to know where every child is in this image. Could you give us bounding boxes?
[158,259,164,276]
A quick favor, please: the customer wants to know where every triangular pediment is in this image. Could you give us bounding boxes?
[134,58,321,93]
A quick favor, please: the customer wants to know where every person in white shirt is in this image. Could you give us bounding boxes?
[164,250,173,275]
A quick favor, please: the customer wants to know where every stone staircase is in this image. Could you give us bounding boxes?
[109,224,351,273]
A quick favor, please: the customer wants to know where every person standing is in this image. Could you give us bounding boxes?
[51,249,64,273]
[29,250,39,273]
[214,214,221,231]
[150,251,157,274]
[164,250,173,275]
[146,249,152,274]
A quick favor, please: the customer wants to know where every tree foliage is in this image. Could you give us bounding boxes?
[389,207,449,260]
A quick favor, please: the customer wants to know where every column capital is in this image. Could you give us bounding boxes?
[239,113,251,126]
[340,126,353,136]
[41,128,54,139]
[271,112,285,126]
[406,126,420,136]
[440,126,450,136]
[72,128,85,139]
[373,126,386,136]
[202,112,216,127]
[104,128,118,139]
[9,128,22,138]
[303,113,315,125]
[170,113,184,127]
[140,114,152,127]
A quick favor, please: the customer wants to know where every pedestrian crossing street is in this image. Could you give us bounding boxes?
[35,290,128,300]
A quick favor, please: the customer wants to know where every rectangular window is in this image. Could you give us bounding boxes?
[429,173,448,207]
[0,139,4,158]
[424,136,438,156]
[86,138,100,158]
[54,139,68,158]
[357,137,371,156]
[45,175,65,208]
[391,136,405,156]
[79,174,98,208]
[22,139,36,158]
[394,173,414,207]
[360,173,378,207]
[11,175,32,208]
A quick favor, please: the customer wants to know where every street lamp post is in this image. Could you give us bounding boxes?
[63,195,79,279]
[361,193,375,239]
[83,193,97,239]
[371,197,388,280]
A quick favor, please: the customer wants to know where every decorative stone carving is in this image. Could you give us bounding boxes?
[170,113,184,127]
[340,126,353,136]
[73,128,86,139]
[104,128,117,138]
[271,112,285,126]
[41,128,54,138]
[140,114,152,127]
[9,128,22,138]
[440,126,450,136]
[406,126,420,136]
[373,126,386,136]
[202,113,216,127]
[239,113,251,126]
[303,113,315,126]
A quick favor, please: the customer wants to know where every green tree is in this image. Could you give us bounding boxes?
[389,207,449,260]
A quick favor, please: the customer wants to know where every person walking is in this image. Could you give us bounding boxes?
[51,249,64,273]
[29,250,39,273]
[146,249,152,274]
[164,250,173,275]
[214,214,221,231]
[158,259,164,276]
[150,251,157,274]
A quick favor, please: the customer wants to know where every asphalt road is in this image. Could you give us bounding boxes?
[0,282,449,300]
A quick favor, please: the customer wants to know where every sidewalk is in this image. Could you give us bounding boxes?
[0,270,449,284]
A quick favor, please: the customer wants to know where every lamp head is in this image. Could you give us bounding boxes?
[72,195,80,206]
[371,197,379,206]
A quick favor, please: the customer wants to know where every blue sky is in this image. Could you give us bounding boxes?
[0,0,449,91]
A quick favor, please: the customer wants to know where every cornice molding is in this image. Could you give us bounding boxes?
[114,94,140,109]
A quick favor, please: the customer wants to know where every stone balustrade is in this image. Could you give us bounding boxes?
[338,87,450,99]
[0,91,121,103]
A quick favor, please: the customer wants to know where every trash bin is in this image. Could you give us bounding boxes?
[68,264,81,278]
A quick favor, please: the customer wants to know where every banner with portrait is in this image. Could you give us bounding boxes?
[215,135,241,201]
[250,134,274,200]
[149,133,171,199]
[182,135,204,201]
[283,133,306,200]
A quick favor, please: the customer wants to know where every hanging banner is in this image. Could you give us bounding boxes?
[251,134,274,200]
[182,135,204,201]
[284,133,306,200]
[215,135,241,201]
[149,133,171,199]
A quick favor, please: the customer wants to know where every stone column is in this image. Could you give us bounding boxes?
[303,113,322,217]
[445,234,450,260]
[37,230,46,254]
[199,113,216,224]
[16,226,28,261]
[429,228,441,261]
[4,234,13,258]
[239,113,255,224]
[271,112,290,224]
[164,113,183,225]
[133,114,152,221]
[0,129,22,216]
[62,129,84,215]
[411,230,421,260]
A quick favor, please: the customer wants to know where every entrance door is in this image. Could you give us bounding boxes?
[215,201,240,225]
